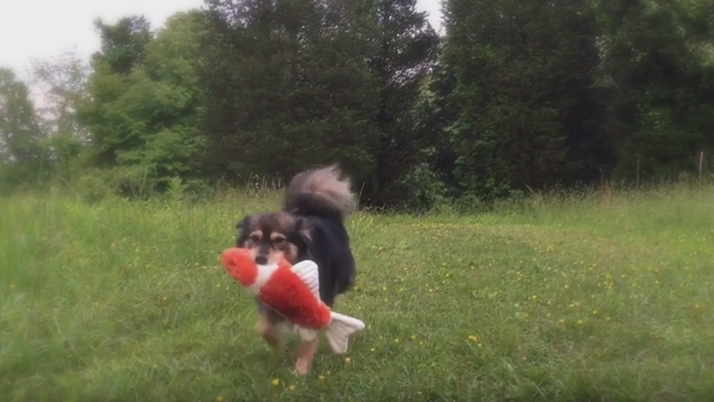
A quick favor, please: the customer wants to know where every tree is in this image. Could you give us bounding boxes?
[76,15,154,168]
[199,0,380,185]
[28,48,90,140]
[440,0,603,200]
[76,12,209,192]
[0,68,44,165]
[93,15,153,76]
[593,0,714,182]
[363,0,440,206]
[114,10,210,188]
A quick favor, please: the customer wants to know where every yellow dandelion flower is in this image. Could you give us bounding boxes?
[468,335,478,342]
[592,310,598,315]
[271,378,280,386]
[370,347,375,352]
[344,357,352,364]
[288,385,296,392]
[577,320,584,325]
[410,335,416,340]
[318,375,326,381]
[216,396,224,402]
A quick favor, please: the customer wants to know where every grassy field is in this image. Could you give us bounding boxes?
[1,184,713,402]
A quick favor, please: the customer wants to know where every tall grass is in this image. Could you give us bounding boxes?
[1,183,713,401]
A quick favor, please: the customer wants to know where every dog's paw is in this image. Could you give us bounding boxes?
[256,320,282,349]
[294,360,310,376]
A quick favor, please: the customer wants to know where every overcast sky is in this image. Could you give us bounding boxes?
[0,0,443,81]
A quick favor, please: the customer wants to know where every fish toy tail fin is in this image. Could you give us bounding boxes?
[323,312,366,354]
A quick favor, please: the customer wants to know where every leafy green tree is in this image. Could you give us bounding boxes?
[77,12,209,192]
[94,15,153,76]
[77,15,154,168]
[26,50,90,177]
[28,49,90,140]
[0,68,48,192]
[0,68,44,165]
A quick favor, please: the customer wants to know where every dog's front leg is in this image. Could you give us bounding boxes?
[255,313,282,349]
[294,338,318,376]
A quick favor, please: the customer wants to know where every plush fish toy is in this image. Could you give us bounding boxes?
[220,247,365,354]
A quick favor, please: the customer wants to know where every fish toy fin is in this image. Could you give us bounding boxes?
[295,326,319,342]
[289,260,321,300]
[323,312,366,354]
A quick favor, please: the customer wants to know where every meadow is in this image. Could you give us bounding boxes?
[1,184,713,402]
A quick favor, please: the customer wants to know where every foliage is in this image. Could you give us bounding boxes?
[28,49,90,140]
[0,68,49,192]
[593,0,714,182]
[4,0,714,206]
[440,0,606,200]
[361,0,440,206]
[0,68,44,165]
[199,0,382,185]
[76,12,209,193]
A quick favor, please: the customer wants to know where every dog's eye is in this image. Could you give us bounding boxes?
[249,234,261,243]
[272,237,287,246]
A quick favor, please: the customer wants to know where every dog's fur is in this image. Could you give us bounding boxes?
[234,164,358,375]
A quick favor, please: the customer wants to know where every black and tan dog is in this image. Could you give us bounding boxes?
[234,165,358,375]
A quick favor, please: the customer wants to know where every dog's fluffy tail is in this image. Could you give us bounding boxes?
[284,165,357,221]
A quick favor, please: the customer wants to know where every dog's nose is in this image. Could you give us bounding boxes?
[254,255,268,265]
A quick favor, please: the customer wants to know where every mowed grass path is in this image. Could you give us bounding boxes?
[2,186,713,401]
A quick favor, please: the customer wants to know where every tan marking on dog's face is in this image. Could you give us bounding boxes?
[270,232,287,247]
[246,247,290,265]
[245,230,262,246]
[283,243,298,264]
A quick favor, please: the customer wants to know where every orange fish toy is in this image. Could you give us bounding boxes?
[220,247,366,354]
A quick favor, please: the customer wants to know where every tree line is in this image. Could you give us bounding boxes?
[1,0,713,210]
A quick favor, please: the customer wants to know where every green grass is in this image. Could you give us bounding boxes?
[2,185,713,401]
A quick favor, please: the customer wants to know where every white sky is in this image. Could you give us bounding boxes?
[0,0,443,82]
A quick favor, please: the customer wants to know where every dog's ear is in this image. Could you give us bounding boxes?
[294,217,312,243]
[235,215,248,231]
[235,215,253,247]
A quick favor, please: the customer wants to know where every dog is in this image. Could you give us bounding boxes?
[234,164,358,375]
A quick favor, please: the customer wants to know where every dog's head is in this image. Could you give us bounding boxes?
[235,211,310,265]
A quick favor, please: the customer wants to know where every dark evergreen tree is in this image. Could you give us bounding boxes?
[594,0,714,182]
[362,0,440,206]
[199,0,380,185]
[440,0,604,200]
